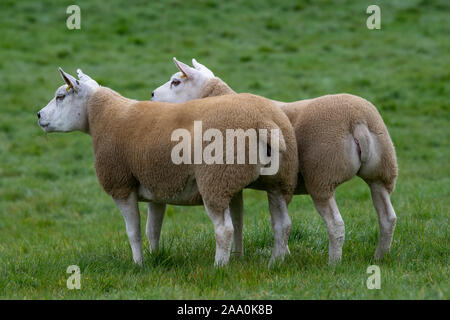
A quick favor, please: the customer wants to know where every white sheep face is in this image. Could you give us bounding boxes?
[151,58,214,103]
[38,68,97,133]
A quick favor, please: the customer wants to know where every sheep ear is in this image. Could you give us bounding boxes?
[192,58,202,70]
[192,58,215,77]
[77,68,99,87]
[58,67,80,92]
[173,57,197,79]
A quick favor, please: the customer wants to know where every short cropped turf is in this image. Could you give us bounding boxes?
[0,0,448,299]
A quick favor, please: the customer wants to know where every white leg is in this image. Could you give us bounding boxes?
[370,183,397,260]
[146,202,166,252]
[205,205,234,266]
[229,191,243,257]
[113,192,142,265]
[313,196,345,264]
[268,191,292,266]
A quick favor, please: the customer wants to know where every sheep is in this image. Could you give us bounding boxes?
[151,58,398,263]
[37,68,298,266]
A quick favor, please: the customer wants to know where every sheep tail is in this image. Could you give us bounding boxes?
[258,120,287,154]
[353,123,372,163]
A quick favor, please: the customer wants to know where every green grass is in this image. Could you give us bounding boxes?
[0,0,448,299]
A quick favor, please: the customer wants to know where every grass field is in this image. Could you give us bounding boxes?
[0,0,448,299]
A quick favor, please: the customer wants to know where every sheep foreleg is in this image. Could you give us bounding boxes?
[313,196,345,264]
[229,191,244,258]
[114,192,143,265]
[146,202,166,253]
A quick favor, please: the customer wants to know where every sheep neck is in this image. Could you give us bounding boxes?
[200,77,236,98]
[85,86,136,137]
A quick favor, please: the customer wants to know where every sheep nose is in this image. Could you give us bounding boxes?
[37,112,41,119]
[151,91,155,98]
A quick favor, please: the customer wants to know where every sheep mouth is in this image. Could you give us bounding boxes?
[39,121,50,131]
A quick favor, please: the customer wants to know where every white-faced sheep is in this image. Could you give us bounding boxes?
[151,58,398,263]
[37,68,298,266]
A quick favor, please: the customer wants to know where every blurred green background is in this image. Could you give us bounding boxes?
[0,0,448,299]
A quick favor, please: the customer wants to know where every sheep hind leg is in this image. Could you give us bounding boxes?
[369,183,397,260]
[146,202,166,253]
[312,195,345,264]
[205,205,234,266]
[268,191,292,267]
[229,191,244,258]
[114,192,143,265]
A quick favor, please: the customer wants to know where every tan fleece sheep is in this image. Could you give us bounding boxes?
[151,58,398,263]
[37,68,298,266]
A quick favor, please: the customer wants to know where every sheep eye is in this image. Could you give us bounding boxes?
[56,94,65,101]
[171,79,181,88]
